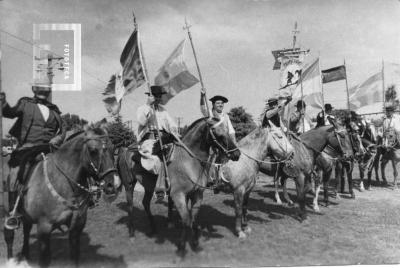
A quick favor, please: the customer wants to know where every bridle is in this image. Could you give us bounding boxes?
[208,121,240,156]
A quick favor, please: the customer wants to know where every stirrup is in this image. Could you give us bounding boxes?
[4,215,21,230]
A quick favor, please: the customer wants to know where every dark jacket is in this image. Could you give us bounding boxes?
[3,97,65,147]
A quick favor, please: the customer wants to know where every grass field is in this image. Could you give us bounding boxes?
[1,168,400,267]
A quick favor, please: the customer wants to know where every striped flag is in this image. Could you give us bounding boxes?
[322,65,346,83]
[349,72,383,109]
[120,28,146,93]
[154,39,199,104]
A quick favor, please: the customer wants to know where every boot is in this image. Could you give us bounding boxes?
[4,192,22,230]
[154,168,166,203]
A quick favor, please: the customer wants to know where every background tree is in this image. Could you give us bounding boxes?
[62,113,88,131]
[105,115,136,148]
[228,106,257,141]
[385,84,399,109]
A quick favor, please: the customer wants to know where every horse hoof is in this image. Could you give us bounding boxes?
[176,248,187,259]
[276,199,283,205]
[190,243,203,253]
[351,194,356,199]
[238,231,247,239]
[359,187,364,192]
[129,237,136,244]
[313,206,320,212]
[243,226,252,234]
[287,201,294,207]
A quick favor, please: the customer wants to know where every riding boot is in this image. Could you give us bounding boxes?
[154,167,166,203]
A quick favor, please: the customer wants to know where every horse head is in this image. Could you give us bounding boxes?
[326,117,355,160]
[206,117,241,161]
[81,125,120,202]
[265,120,294,160]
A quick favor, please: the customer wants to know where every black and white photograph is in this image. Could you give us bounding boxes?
[0,0,399,267]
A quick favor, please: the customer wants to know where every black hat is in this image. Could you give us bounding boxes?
[296,100,306,109]
[267,98,278,106]
[385,104,395,111]
[145,85,166,96]
[209,95,228,103]
[325,103,334,111]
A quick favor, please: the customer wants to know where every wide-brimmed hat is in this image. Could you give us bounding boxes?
[31,77,51,90]
[145,85,167,96]
[325,103,334,111]
[385,104,395,111]
[209,95,228,103]
[267,98,278,106]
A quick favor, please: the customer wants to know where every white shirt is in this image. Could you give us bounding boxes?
[137,103,178,141]
[37,103,49,121]
[383,114,400,133]
[201,106,235,136]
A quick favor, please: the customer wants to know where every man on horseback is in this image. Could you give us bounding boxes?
[262,96,292,131]
[289,100,312,135]
[137,85,179,201]
[1,77,65,228]
[316,103,335,127]
[200,93,236,192]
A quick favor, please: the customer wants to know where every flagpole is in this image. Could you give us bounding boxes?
[183,18,210,116]
[0,46,5,217]
[344,59,350,110]
[300,71,305,132]
[382,59,385,112]
[135,12,170,188]
[318,55,325,112]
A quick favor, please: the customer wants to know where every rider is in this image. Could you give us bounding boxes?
[200,92,236,192]
[382,104,400,147]
[262,96,292,131]
[289,100,312,135]
[1,77,65,228]
[316,103,335,127]
[137,85,179,201]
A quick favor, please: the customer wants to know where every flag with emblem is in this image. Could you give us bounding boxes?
[154,39,199,104]
[120,28,146,93]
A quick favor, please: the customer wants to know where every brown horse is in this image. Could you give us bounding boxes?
[261,122,354,218]
[117,117,240,256]
[4,126,120,267]
[217,122,294,238]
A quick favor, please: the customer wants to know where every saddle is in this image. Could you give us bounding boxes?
[9,144,52,185]
[129,140,174,175]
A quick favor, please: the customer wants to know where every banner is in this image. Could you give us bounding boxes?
[120,28,146,93]
[280,57,303,89]
[349,71,383,109]
[154,39,199,104]
[322,65,346,83]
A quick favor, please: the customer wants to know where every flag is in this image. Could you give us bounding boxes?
[103,96,121,116]
[120,28,146,93]
[292,58,323,109]
[349,71,383,109]
[154,39,199,104]
[322,65,346,83]
[280,57,303,88]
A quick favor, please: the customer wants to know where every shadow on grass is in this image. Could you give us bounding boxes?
[26,231,127,268]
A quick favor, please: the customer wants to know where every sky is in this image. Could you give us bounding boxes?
[0,0,399,135]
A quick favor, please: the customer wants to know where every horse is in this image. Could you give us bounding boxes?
[3,126,120,267]
[216,122,294,238]
[262,121,354,216]
[117,117,240,256]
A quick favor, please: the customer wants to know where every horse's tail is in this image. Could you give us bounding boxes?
[116,147,136,190]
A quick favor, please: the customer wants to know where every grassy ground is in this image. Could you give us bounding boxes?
[1,170,400,267]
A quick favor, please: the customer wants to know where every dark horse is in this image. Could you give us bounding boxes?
[117,117,240,256]
[4,126,120,267]
[262,121,354,217]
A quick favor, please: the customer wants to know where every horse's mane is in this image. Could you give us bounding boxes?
[182,118,206,138]
[65,130,85,142]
